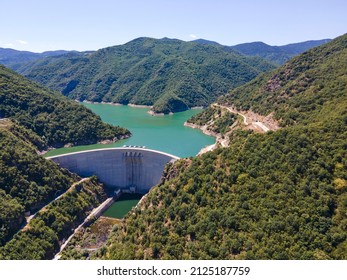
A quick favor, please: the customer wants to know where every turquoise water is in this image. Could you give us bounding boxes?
[45,103,215,158]
[102,193,143,219]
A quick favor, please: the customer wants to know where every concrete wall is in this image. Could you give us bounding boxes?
[48,148,179,194]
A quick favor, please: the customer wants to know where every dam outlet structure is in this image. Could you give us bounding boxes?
[47,147,179,194]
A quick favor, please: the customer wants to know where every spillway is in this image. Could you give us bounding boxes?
[47,147,179,194]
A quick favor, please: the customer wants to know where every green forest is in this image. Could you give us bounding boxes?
[218,34,347,127]
[15,38,275,114]
[0,120,76,247]
[0,65,130,148]
[0,64,128,259]
[0,177,107,259]
[188,106,237,135]
[0,32,346,260]
[95,34,347,260]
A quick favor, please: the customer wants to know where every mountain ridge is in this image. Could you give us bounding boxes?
[1,37,331,68]
[12,37,276,114]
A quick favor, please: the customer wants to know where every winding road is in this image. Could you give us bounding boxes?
[194,104,280,155]
[214,104,271,132]
[22,178,90,230]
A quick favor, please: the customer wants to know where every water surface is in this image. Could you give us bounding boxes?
[102,193,143,219]
[45,103,215,158]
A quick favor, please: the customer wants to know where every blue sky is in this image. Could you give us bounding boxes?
[1,0,346,52]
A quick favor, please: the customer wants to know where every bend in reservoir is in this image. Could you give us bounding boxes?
[45,103,215,158]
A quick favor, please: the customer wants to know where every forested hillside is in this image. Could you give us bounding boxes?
[188,106,237,135]
[218,34,347,127]
[96,34,347,260]
[15,37,275,114]
[0,66,130,259]
[0,65,130,148]
[0,119,76,247]
[0,175,107,260]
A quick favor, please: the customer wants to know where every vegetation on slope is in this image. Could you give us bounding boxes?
[15,37,275,114]
[188,106,237,135]
[0,120,75,246]
[59,217,120,260]
[218,34,347,127]
[95,34,347,260]
[0,65,130,148]
[0,66,128,259]
[102,121,346,260]
[0,177,107,259]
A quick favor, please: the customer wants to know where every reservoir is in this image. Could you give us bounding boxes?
[45,103,215,158]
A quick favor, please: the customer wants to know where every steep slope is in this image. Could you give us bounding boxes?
[0,175,107,260]
[0,66,121,259]
[0,65,130,148]
[96,35,347,260]
[15,37,275,114]
[0,119,76,246]
[232,39,331,65]
[219,34,346,127]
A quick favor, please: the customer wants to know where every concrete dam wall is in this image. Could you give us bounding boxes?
[48,148,179,194]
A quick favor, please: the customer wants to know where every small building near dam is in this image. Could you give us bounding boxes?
[47,147,179,194]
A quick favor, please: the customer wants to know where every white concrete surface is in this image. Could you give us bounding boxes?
[48,148,179,194]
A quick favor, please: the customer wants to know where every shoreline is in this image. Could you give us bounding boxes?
[148,110,165,116]
[184,121,221,155]
[190,106,204,110]
[147,110,174,116]
[184,121,220,138]
[82,100,122,106]
[82,100,205,115]
[128,103,152,108]
[38,135,130,156]
[82,100,153,109]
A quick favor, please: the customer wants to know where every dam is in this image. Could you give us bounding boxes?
[48,147,179,194]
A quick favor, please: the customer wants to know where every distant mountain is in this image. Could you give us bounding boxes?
[232,39,331,65]
[0,48,40,65]
[14,37,275,114]
[0,48,78,68]
[279,39,332,54]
